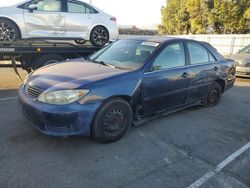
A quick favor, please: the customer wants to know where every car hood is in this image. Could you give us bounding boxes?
[229,53,250,64]
[27,62,129,91]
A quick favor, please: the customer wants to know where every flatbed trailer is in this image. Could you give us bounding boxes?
[0,40,101,74]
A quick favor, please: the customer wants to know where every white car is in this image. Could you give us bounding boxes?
[0,0,119,46]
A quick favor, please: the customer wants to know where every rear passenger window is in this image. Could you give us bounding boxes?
[67,0,97,13]
[153,42,185,70]
[187,42,209,65]
[85,5,96,13]
[67,1,85,13]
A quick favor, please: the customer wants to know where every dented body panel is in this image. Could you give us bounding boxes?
[0,0,119,41]
[18,37,236,137]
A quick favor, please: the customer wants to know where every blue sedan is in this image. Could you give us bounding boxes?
[18,37,236,143]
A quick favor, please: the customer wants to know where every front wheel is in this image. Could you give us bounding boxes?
[0,18,20,42]
[90,26,109,47]
[204,82,222,107]
[92,98,133,143]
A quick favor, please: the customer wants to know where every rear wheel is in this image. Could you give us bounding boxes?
[90,26,109,47]
[92,98,133,143]
[204,82,222,107]
[0,18,20,42]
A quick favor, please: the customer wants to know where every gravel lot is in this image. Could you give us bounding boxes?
[0,68,250,188]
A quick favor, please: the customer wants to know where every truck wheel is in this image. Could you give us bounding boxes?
[0,18,20,42]
[92,98,133,143]
[90,26,109,47]
[33,54,65,70]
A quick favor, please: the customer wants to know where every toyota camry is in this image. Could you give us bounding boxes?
[18,37,236,143]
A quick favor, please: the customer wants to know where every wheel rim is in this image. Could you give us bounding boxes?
[208,88,219,105]
[0,22,16,42]
[92,28,108,46]
[103,108,125,137]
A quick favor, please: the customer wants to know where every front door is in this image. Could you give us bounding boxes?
[142,42,190,115]
[24,0,66,37]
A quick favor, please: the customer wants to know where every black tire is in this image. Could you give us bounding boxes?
[0,18,20,42]
[204,82,222,107]
[33,54,65,70]
[74,39,87,45]
[92,98,133,143]
[90,26,109,47]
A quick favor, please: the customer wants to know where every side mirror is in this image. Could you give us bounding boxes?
[28,4,38,12]
[145,66,155,73]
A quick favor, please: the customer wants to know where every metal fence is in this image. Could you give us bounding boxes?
[120,34,250,56]
[175,34,250,56]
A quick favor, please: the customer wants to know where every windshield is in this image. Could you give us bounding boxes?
[240,45,250,54]
[89,40,159,70]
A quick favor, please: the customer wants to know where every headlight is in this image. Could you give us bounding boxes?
[37,89,89,105]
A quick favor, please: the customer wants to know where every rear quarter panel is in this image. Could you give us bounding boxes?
[218,59,236,91]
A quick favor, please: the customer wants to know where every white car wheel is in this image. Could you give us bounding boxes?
[0,18,20,42]
[90,26,109,47]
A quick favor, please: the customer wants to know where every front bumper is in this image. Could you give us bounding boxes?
[236,66,250,78]
[18,85,101,137]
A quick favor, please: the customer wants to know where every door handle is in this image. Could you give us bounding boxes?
[213,66,219,71]
[181,72,190,78]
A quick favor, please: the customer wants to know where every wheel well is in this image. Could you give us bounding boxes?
[119,95,132,105]
[101,95,135,114]
[104,95,133,106]
[215,79,225,93]
[91,25,109,38]
[0,17,22,38]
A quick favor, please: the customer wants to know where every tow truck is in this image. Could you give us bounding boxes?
[0,40,101,78]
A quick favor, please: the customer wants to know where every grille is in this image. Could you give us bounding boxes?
[27,85,44,98]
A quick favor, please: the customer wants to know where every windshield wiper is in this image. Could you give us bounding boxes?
[92,60,133,70]
[93,60,107,66]
[93,60,117,68]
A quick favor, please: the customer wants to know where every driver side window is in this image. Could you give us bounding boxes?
[153,42,185,71]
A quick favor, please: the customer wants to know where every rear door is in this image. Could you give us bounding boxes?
[185,41,219,103]
[64,0,97,38]
[23,0,66,37]
[142,41,190,114]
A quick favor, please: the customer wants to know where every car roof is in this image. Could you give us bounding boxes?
[121,36,177,43]
[121,36,201,44]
